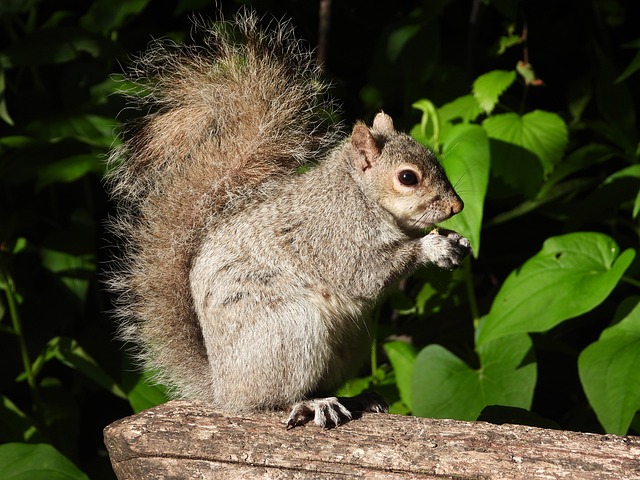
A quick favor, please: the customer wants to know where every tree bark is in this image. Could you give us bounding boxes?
[104,399,640,479]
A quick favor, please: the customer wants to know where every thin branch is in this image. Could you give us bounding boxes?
[317,0,332,70]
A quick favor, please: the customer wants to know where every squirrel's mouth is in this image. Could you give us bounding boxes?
[397,217,435,236]
[409,209,453,231]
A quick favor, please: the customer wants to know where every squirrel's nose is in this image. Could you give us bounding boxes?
[450,197,464,215]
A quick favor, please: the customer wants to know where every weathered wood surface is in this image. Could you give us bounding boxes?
[104,399,640,479]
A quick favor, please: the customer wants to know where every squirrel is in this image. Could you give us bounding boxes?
[106,10,470,428]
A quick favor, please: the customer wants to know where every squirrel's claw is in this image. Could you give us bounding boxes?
[286,397,352,429]
[285,392,388,429]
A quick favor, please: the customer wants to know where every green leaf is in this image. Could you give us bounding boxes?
[80,0,151,34]
[438,95,483,125]
[486,143,618,225]
[0,70,14,126]
[516,61,543,86]
[472,70,516,114]
[578,298,640,435]
[0,28,105,68]
[487,138,543,199]
[438,124,490,256]
[0,0,40,14]
[616,48,640,83]
[35,380,80,455]
[482,110,568,176]
[0,135,33,150]
[32,337,126,399]
[0,396,46,443]
[89,75,135,106]
[39,248,94,302]
[603,164,640,184]
[477,232,636,345]
[122,369,169,413]
[26,114,115,147]
[603,164,640,218]
[0,443,89,480]
[36,154,104,190]
[567,77,593,124]
[487,178,594,226]
[496,24,522,55]
[386,24,422,62]
[591,44,637,153]
[412,334,536,421]
[542,143,616,194]
[383,341,417,410]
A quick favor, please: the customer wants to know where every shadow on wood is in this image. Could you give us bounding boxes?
[104,399,640,479]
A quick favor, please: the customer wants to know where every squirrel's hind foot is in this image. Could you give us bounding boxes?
[285,392,388,429]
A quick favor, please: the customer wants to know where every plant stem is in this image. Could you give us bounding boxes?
[414,99,441,151]
[317,0,332,70]
[3,272,37,393]
[422,100,441,152]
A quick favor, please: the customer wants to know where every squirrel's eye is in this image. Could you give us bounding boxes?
[398,170,419,186]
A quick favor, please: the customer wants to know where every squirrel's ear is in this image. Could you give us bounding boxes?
[372,111,394,135]
[351,122,380,172]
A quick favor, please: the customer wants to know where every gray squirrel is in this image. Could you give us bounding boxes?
[107,11,470,428]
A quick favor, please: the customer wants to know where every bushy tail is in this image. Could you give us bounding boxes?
[106,10,341,400]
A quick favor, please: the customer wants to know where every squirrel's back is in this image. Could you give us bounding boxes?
[106,11,341,399]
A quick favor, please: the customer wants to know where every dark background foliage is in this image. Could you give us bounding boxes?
[1,0,638,478]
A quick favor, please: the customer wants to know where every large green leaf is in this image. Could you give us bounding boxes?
[472,70,516,114]
[578,298,640,435]
[412,333,536,420]
[383,341,417,410]
[0,443,89,480]
[438,124,490,256]
[476,232,635,346]
[482,110,568,177]
[487,138,543,199]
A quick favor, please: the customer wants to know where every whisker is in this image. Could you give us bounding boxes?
[452,159,484,190]
[440,141,461,160]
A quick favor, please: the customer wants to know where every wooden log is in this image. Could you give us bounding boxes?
[104,399,640,479]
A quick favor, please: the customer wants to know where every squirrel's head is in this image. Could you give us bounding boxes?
[350,112,463,233]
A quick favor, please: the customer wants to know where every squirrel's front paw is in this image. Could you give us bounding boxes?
[423,229,471,270]
[285,393,388,429]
